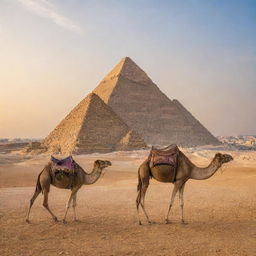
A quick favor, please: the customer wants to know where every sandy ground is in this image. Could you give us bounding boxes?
[0,150,255,256]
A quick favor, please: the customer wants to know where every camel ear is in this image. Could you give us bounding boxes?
[216,153,221,158]
[94,160,101,166]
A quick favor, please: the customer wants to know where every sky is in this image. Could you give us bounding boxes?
[0,0,255,138]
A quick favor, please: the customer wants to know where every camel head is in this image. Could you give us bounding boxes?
[94,160,112,170]
[215,153,233,165]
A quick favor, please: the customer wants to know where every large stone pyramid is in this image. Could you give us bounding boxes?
[93,57,220,146]
[41,93,146,154]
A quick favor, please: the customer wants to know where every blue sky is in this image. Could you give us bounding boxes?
[0,0,255,137]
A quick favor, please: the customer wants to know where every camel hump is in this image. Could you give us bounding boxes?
[151,144,179,155]
[50,155,76,189]
[148,144,179,169]
[51,155,74,170]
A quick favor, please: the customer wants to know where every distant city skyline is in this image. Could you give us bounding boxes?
[0,0,255,138]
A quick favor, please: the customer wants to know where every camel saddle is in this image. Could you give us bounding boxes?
[51,155,74,171]
[51,156,76,188]
[148,144,179,169]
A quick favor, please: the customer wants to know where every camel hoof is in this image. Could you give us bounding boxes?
[164,219,172,224]
[53,217,58,222]
[25,219,30,224]
[181,220,188,225]
[62,219,67,224]
[148,220,154,225]
[138,221,142,225]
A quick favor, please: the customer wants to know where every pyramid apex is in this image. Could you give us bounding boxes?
[86,92,93,98]
[87,92,100,99]
[93,57,154,104]
[41,89,147,154]
[85,92,104,103]
[122,56,132,61]
[120,57,152,85]
[103,56,152,85]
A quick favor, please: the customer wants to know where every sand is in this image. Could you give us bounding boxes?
[0,150,255,256]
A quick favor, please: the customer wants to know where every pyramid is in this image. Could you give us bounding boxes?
[93,57,220,146]
[41,93,146,154]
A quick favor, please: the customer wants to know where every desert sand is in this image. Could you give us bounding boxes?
[0,149,255,256]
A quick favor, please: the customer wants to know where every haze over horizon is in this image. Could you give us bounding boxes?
[0,0,255,138]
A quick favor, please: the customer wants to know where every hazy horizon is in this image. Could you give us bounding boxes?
[1,0,255,138]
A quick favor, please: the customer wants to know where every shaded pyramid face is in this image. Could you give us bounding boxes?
[42,93,146,154]
[94,57,220,146]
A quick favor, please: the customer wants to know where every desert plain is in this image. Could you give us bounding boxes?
[0,148,255,256]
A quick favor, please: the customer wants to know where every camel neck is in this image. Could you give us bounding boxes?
[84,166,102,185]
[190,158,221,180]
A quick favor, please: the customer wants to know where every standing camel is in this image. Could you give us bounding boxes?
[136,149,233,225]
[26,158,111,223]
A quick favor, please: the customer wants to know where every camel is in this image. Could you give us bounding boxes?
[26,158,111,223]
[136,150,233,225]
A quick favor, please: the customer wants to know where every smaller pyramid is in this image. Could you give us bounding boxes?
[116,130,146,151]
[41,93,146,154]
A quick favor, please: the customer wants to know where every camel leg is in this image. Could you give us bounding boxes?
[72,193,78,222]
[165,183,180,224]
[136,162,151,225]
[42,190,58,222]
[26,189,41,223]
[136,183,151,225]
[139,183,152,224]
[63,188,78,223]
[136,190,142,225]
[179,184,186,224]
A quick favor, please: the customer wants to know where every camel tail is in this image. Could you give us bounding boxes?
[35,171,43,193]
[137,168,142,192]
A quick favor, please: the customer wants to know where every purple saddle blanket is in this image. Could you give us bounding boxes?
[148,144,179,169]
[51,156,74,171]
